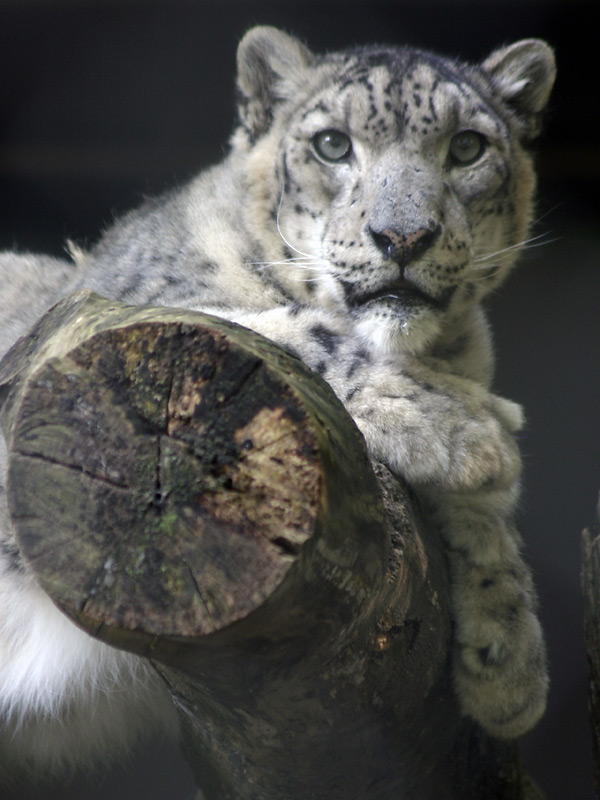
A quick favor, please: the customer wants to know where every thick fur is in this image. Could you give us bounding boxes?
[0,28,555,774]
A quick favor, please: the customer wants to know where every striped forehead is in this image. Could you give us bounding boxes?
[305,50,506,138]
[332,47,474,92]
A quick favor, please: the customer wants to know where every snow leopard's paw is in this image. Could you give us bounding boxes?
[349,386,522,492]
[451,558,548,739]
[443,409,522,492]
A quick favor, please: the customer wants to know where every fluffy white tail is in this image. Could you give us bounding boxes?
[0,566,177,776]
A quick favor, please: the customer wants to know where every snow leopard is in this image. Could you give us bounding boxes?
[0,26,555,774]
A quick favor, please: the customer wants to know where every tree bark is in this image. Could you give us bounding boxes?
[582,499,600,799]
[0,291,531,799]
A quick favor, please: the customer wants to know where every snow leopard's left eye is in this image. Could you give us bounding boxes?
[312,130,352,163]
[448,131,487,166]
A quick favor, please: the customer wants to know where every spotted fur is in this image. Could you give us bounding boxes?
[0,27,555,773]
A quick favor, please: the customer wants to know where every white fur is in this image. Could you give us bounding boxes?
[0,564,176,776]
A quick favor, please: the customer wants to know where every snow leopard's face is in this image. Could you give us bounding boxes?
[236,29,554,354]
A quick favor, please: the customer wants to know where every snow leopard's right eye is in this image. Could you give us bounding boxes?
[312,130,352,163]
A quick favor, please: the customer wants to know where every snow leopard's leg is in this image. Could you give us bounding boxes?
[194,306,548,736]
[336,356,547,737]
[426,488,548,738]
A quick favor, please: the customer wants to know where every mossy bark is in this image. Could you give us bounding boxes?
[0,291,530,799]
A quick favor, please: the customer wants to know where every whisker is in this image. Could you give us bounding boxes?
[474,233,548,260]
[249,186,359,283]
[283,275,323,284]
[531,202,564,226]
[275,192,321,261]
[469,267,503,283]
[250,260,327,271]
[247,256,327,284]
[251,267,323,283]
[251,256,318,264]
[473,232,557,265]
[515,236,561,256]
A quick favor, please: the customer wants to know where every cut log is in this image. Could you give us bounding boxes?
[0,291,531,799]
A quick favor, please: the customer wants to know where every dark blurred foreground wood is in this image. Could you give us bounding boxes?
[583,502,600,800]
[0,291,535,799]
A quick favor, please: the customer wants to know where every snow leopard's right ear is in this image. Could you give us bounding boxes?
[236,26,315,141]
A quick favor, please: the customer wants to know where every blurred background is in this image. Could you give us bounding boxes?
[0,1,598,798]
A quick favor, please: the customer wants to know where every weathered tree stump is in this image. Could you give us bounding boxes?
[583,500,600,799]
[0,291,531,799]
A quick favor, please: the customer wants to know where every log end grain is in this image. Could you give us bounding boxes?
[7,316,323,648]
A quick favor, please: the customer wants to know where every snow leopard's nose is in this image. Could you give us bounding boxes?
[369,224,441,266]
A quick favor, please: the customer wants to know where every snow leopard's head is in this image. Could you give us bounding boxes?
[234,26,555,354]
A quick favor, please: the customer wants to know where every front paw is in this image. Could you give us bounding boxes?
[344,374,523,491]
[451,562,548,738]
[354,403,521,492]
[445,412,522,492]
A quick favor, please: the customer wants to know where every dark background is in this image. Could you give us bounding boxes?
[0,1,598,798]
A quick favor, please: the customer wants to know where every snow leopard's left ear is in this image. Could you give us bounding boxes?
[236,26,315,141]
[481,39,556,140]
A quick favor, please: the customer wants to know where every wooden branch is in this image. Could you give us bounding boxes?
[583,499,600,799]
[0,291,531,799]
